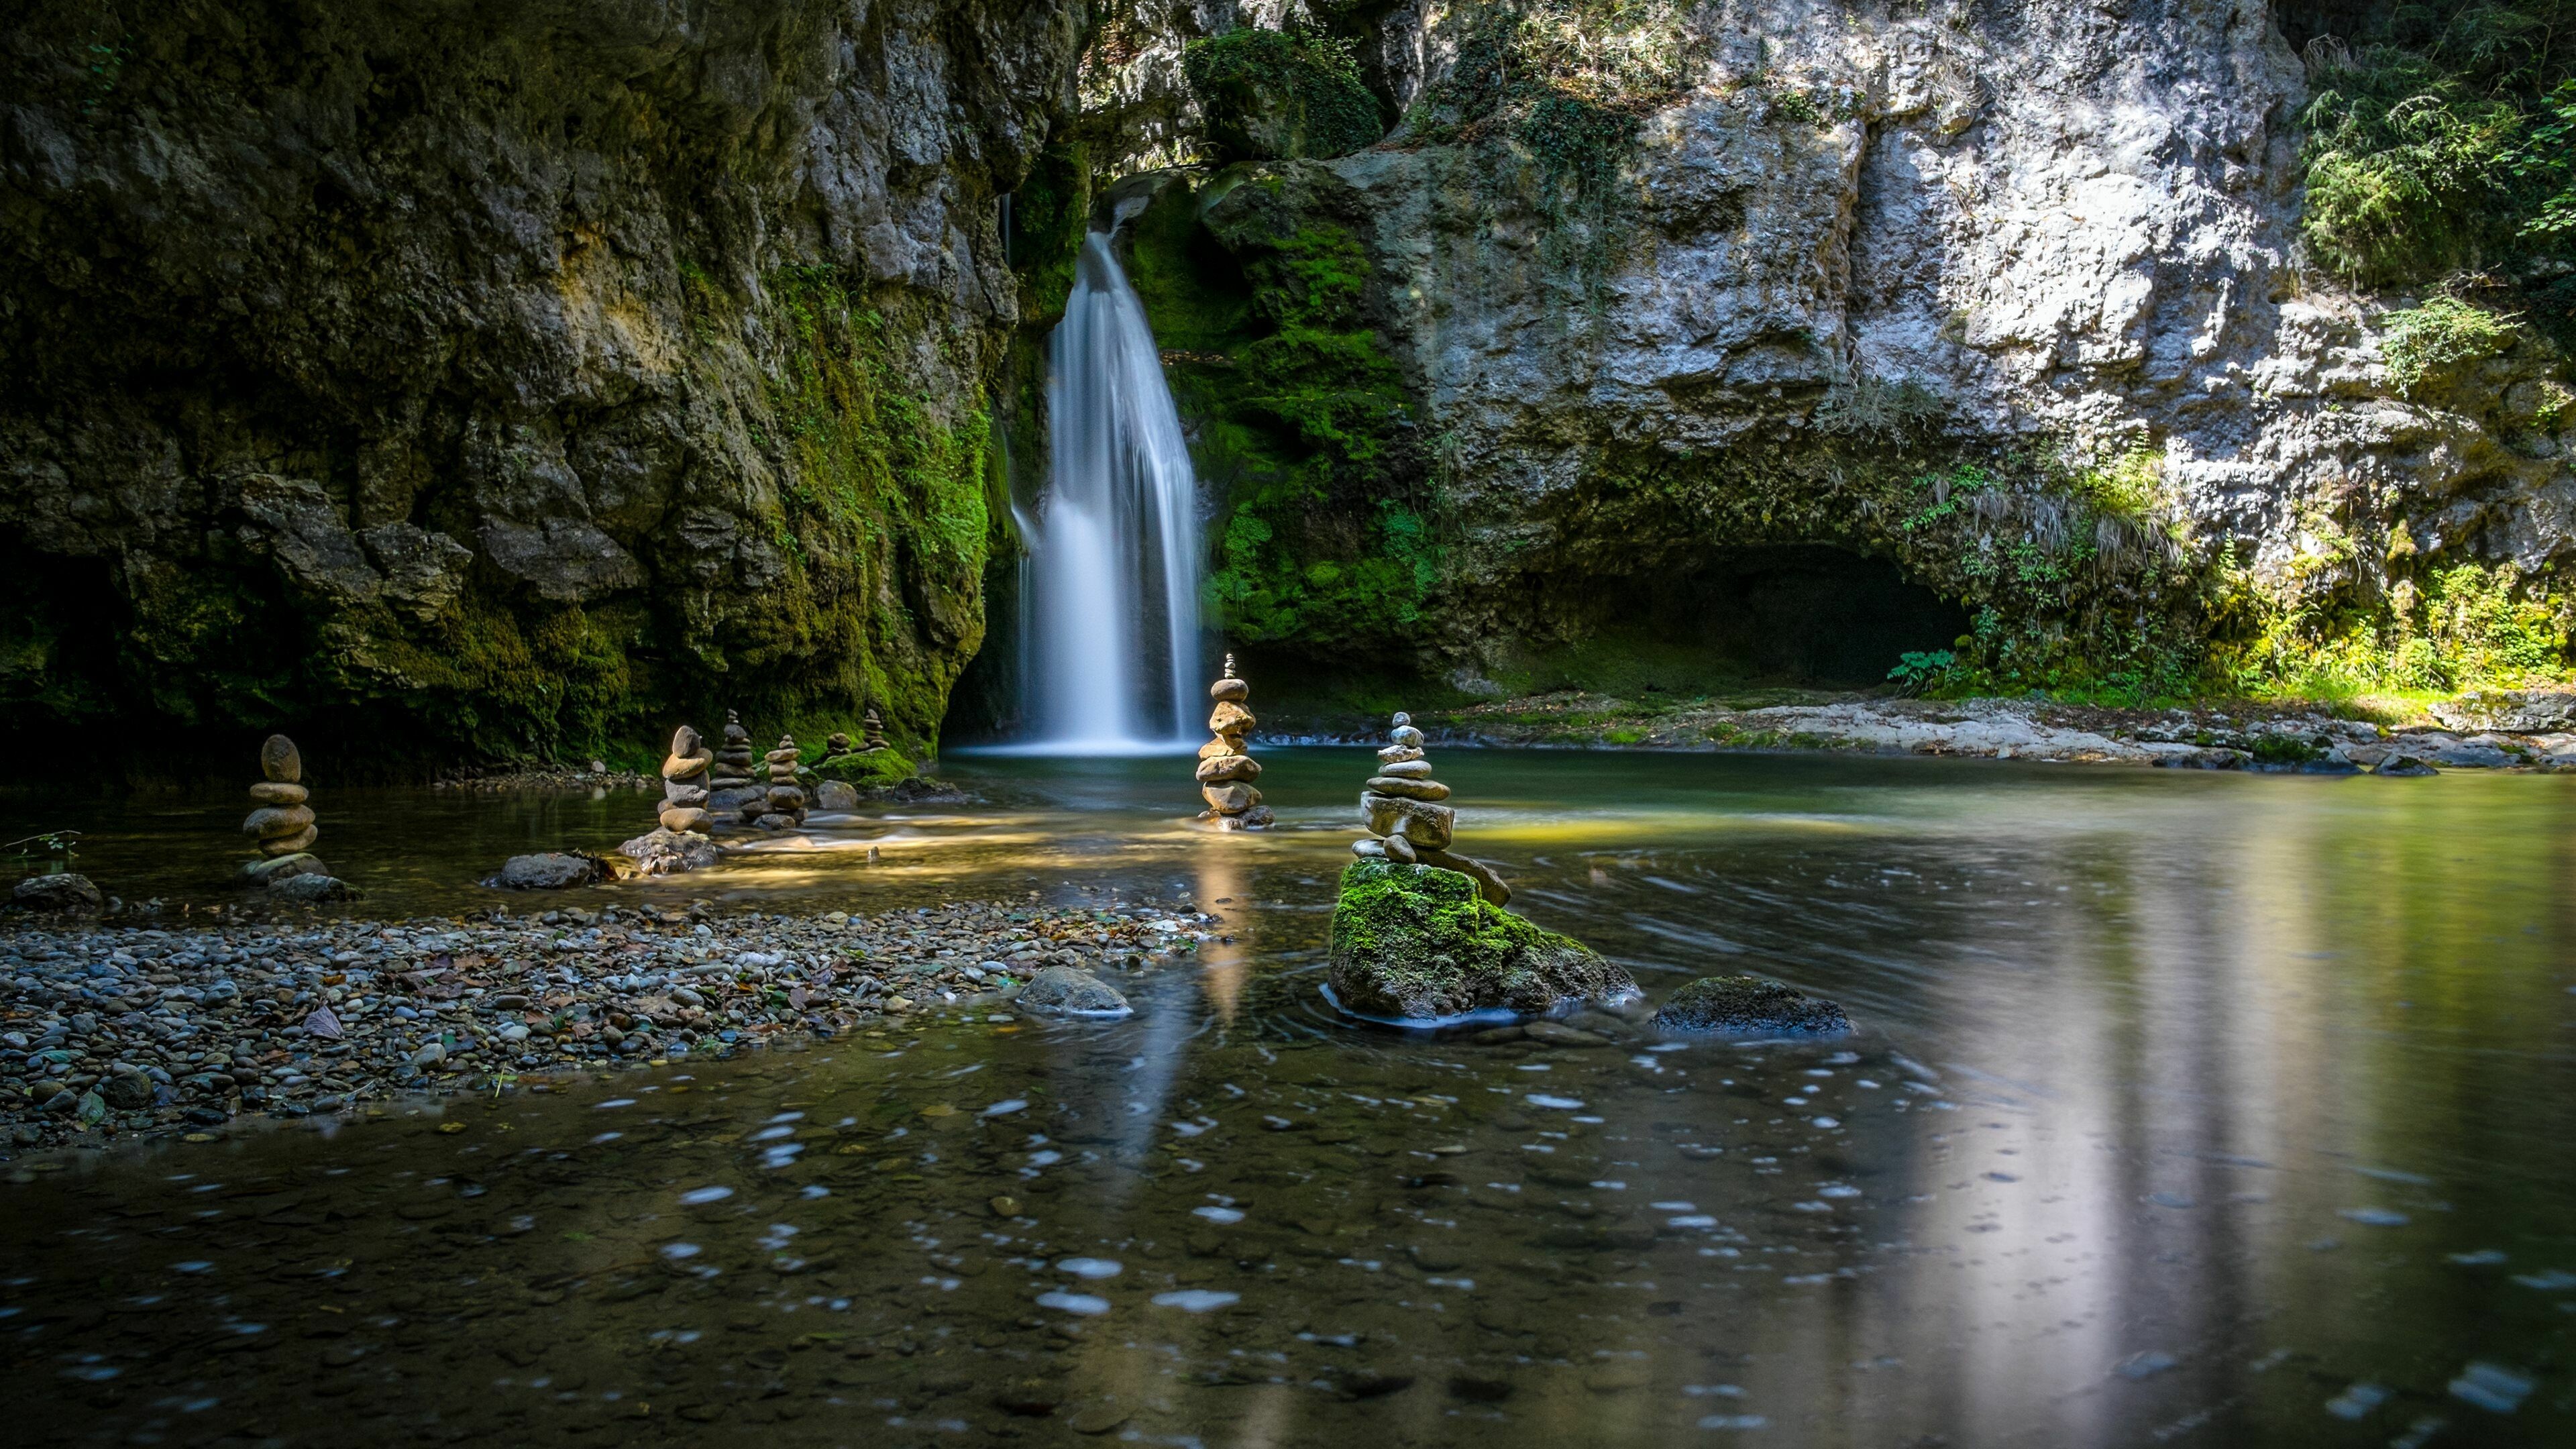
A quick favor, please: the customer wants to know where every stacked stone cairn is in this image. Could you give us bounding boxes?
[860,706,890,753]
[758,735,809,829]
[822,730,855,761]
[242,735,317,861]
[706,711,764,824]
[1352,712,1511,905]
[658,725,714,834]
[1196,655,1273,830]
[238,735,353,898]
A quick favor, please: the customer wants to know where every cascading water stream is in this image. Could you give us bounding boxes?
[1020,230,1203,751]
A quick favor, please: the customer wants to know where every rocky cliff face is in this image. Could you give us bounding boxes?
[1108,0,2576,700]
[1,0,1081,769]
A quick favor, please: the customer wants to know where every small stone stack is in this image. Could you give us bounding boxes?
[758,735,808,829]
[822,731,855,761]
[860,707,890,753]
[1197,655,1273,830]
[242,735,317,859]
[659,724,714,835]
[1353,711,1510,904]
[706,711,763,824]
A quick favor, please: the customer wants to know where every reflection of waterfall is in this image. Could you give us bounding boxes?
[1022,231,1202,751]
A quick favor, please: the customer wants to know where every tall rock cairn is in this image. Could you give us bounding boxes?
[1354,712,1511,904]
[759,735,808,828]
[706,711,762,824]
[242,735,317,858]
[659,725,714,835]
[860,706,889,753]
[1197,655,1273,829]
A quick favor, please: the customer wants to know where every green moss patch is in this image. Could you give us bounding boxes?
[1183,28,1385,162]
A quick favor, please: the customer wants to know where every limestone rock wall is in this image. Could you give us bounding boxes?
[1116,0,2576,690]
[0,0,1084,767]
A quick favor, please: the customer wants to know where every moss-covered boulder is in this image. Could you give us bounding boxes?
[1652,975,1849,1036]
[1183,29,1385,162]
[1326,859,1632,1021]
[812,749,919,787]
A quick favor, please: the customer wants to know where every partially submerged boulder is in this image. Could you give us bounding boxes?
[617,828,718,877]
[489,852,614,890]
[11,873,103,915]
[1653,975,1849,1036]
[267,873,356,904]
[1326,859,1631,1021]
[1014,964,1132,1017]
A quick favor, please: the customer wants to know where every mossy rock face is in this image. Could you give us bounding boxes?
[1183,30,1385,162]
[1326,859,1631,1021]
[812,750,918,786]
[1652,975,1849,1036]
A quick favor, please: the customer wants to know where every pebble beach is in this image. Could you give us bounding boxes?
[0,897,1219,1154]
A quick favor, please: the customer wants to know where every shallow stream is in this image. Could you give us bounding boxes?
[5,750,2573,1446]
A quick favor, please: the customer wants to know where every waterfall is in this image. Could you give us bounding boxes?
[1020,230,1203,750]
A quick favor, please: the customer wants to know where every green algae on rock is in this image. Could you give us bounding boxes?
[1326,859,1631,1022]
[1652,975,1849,1037]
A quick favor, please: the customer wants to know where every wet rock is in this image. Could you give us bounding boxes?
[490,853,610,890]
[1326,859,1630,1021]
[237,852,329,887]
[2377,753,2440,777]
[1652,975,1850,1036]
[268,873,356,903]
[1014,965,1132,1017]
[11,873,103,915]
[618,828,718,877]
[814,780,860,811]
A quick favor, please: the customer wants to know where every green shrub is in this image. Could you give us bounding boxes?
[2380,294,2521,394]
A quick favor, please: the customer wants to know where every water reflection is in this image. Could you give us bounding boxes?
[3,752,2573,1445]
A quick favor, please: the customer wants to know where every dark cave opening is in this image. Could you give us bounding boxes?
[1532,545,1973,694]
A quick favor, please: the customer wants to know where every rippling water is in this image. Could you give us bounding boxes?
[5,750,2574,1445]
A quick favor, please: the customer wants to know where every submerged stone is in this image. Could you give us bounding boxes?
[1652,975,1849,1036]
[1014,965,1132,1017]
[267,873,356,903]
[1326,859,1630,1021]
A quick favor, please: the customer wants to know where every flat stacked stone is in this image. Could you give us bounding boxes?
[860,706,889,753]
[658,724,714,835]
[1196,654,1273,830]
[757,735,808,829]
[1350,712,1510,904]
[241,735,318,860]
[706,710,763,824]
[822,731,855,761]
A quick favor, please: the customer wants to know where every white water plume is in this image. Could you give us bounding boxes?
[1019,230,1203,751]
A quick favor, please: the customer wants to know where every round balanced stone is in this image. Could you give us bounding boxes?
[260,735,302,784]
[1377,759,1434,779]
[1210,677,1250,704]
[1197,755,1263,784]
[248,780,309,805]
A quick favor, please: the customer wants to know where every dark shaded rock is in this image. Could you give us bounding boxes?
[1326,859,1632,1021]
[11,873,103,914]
[1653,975,1849,1036]
[2377,753,2440,777]
[267,873,356,903]
[1183,29,1385,162]
[490,853,609,890]
[1014,965,1132,1017]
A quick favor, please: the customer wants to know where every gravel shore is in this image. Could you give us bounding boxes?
[0,896,1217,1155]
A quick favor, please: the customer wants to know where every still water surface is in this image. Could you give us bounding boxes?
[5,750,2574,1446]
